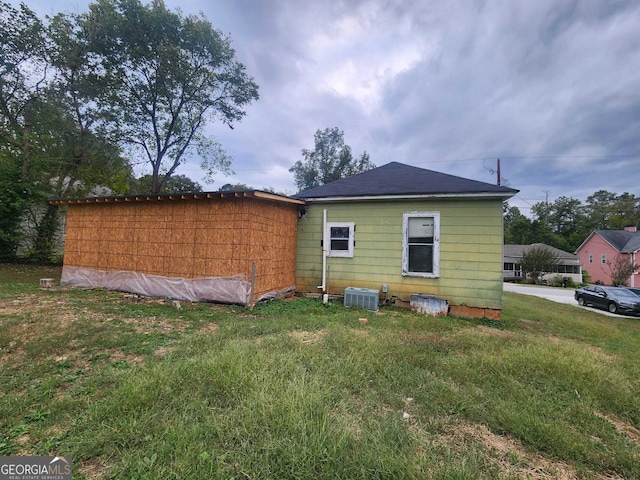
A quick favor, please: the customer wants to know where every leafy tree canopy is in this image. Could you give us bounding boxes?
[219,183,251,191]
[506,191,640,253]
[606,256,640,287]
[134,174,202,194]
[72,0,260,194]
[519,246,560,284]
[289,127,375,192]
[1,0,258,260]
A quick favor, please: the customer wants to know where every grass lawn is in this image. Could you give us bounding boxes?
[1,264,639,479]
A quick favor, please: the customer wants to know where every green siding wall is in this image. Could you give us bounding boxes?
[295,199,505,309]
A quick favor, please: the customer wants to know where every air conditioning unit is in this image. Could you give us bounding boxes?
[344,287,379,311]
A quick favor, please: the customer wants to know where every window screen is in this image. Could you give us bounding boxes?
[402,212,440,277]
[326,222,354,257]
[329,226,350,251]
[407,217,434,273]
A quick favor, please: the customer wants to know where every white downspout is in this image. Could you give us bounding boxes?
[318,209,328,303]
[632,252,637,288]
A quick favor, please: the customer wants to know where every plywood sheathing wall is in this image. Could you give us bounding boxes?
[62,197,299,303]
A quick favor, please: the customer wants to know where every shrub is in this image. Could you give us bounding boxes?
[550,275,576,288]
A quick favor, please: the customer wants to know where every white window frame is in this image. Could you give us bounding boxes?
[601,254,607,264]
[402,212,440,278]
[589,254,593,264]
[326,222,355,258]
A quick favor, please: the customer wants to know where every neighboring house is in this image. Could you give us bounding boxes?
[50,191,304,306]
[293,162,518,319]
[575,226,640,286]
[503,243,582,284]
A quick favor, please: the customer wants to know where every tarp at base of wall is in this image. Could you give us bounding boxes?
[62,265,253,305]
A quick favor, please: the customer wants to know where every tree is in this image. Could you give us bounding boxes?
[607,192,640,230]
[606,256,639,287]
[0,1,46,258]
[0,157,28,259]
[19,98,132,262]
[1,2,134,261]
[78,0,259,193]
[135,174,202,194]
[519,246,560,284]
[219,183,250,191]
[530,196,592,251]
[504,205,533,244]
[289,127,375,192]
[584,190,618,230]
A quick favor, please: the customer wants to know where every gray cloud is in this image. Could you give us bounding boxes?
[20,0,640,212]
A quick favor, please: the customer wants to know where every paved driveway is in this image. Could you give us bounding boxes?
[503,283,576,304]
[503,283,626,318]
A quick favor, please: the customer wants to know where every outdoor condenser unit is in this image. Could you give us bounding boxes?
[344,287,379,311]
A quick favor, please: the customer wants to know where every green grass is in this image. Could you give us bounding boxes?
[1,264,639,479]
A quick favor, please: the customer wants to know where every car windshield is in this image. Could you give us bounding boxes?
[607,288,639,298]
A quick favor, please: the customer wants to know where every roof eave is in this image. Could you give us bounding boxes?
[49,190,306,206]
[299,192,517,202]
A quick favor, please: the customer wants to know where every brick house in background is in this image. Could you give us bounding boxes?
[575,226,640,286]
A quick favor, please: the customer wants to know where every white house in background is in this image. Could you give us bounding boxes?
[503,243,582,284]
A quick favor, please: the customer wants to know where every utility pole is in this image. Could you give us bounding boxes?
[544,190,550,225]
[497,158,501,185]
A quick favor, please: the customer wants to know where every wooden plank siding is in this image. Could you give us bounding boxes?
[63,197,299,302]
[295,199,505,309]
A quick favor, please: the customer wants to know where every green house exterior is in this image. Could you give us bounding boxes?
[294,163,518,319]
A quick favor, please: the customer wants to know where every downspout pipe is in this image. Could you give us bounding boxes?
[318,209,328,303]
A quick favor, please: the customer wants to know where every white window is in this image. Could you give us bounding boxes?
[601,254,607,264]
[326,222,355,258]
[402,212,440,277]
[589,255,593,264]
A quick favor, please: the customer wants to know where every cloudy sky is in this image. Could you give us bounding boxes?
[19,0,640,214]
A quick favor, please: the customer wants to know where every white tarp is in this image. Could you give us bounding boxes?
[61,266,252,305]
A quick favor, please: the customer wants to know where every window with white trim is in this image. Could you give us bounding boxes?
[589,254,593,264]
[402,212,440,277]
[326,222,355,257]
[601,254,607,264]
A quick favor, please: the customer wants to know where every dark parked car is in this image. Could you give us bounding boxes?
[575,285,640,315]
[628,287,640,297]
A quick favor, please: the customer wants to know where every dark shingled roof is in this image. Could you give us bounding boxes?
[293,162,519,199]
[596,230,640,253]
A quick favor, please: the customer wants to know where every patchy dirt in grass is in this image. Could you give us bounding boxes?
[436,422,621,480]
[402,332,458,347]
[54,353,91,370]
[120,315,186,334]
[0,292,211,371]
[594,411,640,447]
[154,346,177,357]
[352,328,369,337]
[546,336,618,361]
[474,325,517,339]
[77,458,107,479]
[0,296,80,335]
[198,322,220,334]
[289,329,327,344]
[106,349,144,366]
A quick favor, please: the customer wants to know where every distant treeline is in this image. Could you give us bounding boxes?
[505,190,640,252]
